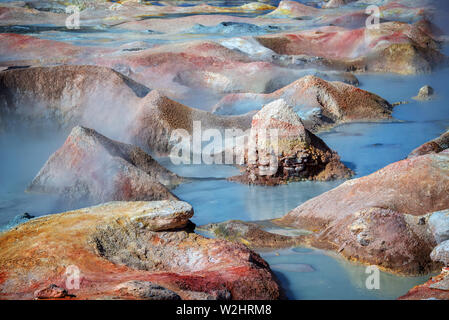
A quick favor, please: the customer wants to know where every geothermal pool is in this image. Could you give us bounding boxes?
[0,0,448,300]
[1,67,448,298]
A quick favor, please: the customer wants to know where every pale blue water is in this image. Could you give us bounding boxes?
[169,68,449,300]
[1,65,447,301]
[260,248,432,300]
[1,0,448,299]
[172,68,449,223]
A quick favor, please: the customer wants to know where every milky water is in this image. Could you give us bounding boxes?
[1,0,448,300]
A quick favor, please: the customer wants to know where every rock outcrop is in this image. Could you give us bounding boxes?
[34,284,69,300]
[276,149,449,275]
[27,126,181,204]
[264,0,319,19]
[399,267,449,300]
[199,220,303,250]
[408,130,449,158]
[256,22,446,75]
[413,85,435,101]
[400,232,449,300]
[429,210,449,244]
[0,33,98,66]
[185,21,281,35]
[0,65,149,133]
[94,39,305,96]
[0,66,254,156]
[128,90,253,156]
[229,99,353,185]
[431,241,449,266]
[0,201,281,300]
[213,75,392,132]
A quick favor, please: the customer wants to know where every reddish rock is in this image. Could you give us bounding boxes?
[213,75,392,132]
[0,33,102,66]
[93,40,298,96]
[399,267,449,300]
[28,126,181,204]
[256,22,446,74]
[229,99,352,185]
[431,240,449,266]
[0,33,311,98]
[428,210,449,244]
[34,284,69,300]
[408,130,449,158]
[276,149,449,275]
[0,201,281,300]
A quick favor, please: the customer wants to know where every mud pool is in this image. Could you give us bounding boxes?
[1,67,448,298]
[0,0,448,300]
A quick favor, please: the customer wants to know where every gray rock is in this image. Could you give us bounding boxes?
[431,240,449,265]
[34,284,68,299]
[429,210,449,243]
[413,85,435,100]
[115,281,181,300]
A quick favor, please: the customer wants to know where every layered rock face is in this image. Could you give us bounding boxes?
[213,75,392,131]
[0,201,281,300]
[28,126,181,204]
[230,99,352,185]
[256,21,446,75]
[276,149,449,275]
[408,130,449,158]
